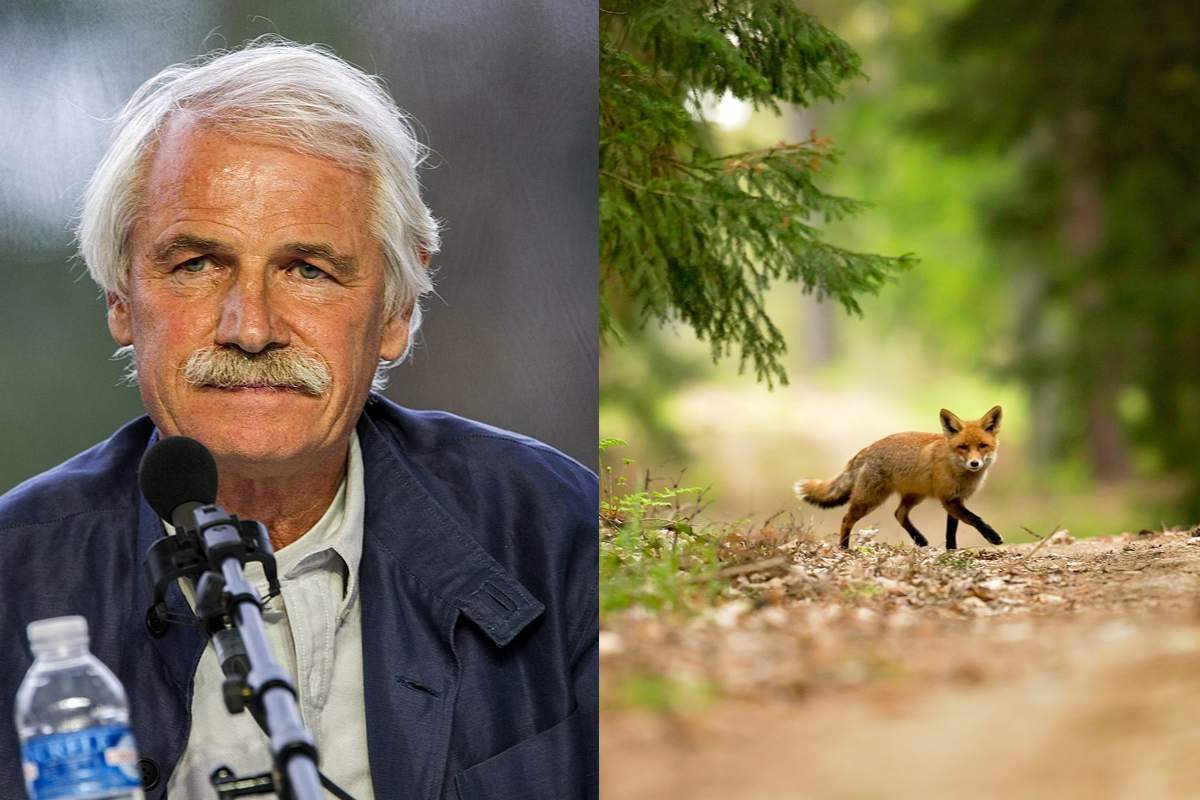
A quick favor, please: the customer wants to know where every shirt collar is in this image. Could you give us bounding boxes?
[273,430,365,624]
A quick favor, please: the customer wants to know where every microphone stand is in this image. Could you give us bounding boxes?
[144,502,355,800]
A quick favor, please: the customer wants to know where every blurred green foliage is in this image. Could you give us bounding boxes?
[605,673,720,711]
[600,0,913,387]
[913,0,1200,511]
[0,250,145,492]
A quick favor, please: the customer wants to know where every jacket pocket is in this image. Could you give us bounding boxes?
[453,706,588,800]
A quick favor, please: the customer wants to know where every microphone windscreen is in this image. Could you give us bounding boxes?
[138,436,218,521]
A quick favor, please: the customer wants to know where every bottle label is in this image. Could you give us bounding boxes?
[21,724,141,799]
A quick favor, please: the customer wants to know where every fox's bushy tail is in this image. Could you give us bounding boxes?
[794,458,862,508]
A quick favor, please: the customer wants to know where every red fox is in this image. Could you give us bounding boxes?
[794,406,1003,550]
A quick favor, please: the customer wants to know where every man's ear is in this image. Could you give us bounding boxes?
[379,251,428,360]
[106,293,133,346]
[939,408,964,436]
[379,303,414,362]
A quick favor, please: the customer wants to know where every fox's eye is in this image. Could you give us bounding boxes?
[978,444,989,450]
[957,445,969,451]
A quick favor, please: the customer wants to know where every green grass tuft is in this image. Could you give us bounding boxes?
[600,440,723,616]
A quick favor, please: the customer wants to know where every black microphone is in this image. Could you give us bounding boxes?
[138,437,251,689]
[138,435,218,531]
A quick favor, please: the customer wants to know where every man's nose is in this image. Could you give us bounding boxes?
[214,273,288,353]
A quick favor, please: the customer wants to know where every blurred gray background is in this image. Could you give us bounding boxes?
[0,1,598,490]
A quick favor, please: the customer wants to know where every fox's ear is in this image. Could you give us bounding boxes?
[939,408,963,436]
[981,405,1002,433]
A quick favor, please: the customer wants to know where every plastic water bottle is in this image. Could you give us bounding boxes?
[15,616,144,800]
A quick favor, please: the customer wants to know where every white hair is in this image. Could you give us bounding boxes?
[78,36,440,390]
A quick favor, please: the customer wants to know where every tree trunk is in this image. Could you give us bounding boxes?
[1060,110,1129,482]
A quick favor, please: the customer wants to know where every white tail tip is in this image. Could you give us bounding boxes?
[793,480,811,500]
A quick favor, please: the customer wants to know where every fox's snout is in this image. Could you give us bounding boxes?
[958,451,994,472]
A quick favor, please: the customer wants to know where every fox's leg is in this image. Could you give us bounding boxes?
[839,472,890,549]
[840,499,884,548]
[894,494,929,547]
[942,499,1002,546]
[945,515,959,550]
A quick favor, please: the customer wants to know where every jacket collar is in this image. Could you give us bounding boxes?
[354,400,545,647]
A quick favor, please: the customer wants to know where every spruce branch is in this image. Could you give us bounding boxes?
[600,1,914,385]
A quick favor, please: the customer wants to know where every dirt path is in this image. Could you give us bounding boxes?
[601,529,1200,799]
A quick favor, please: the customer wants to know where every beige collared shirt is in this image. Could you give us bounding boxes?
[166,432,374,800]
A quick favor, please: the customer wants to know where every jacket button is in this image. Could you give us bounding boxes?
[138,757,161,790]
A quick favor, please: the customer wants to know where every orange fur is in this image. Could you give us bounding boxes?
[795,406,1003,549]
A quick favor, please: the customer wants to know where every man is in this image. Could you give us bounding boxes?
[0,40,597,800]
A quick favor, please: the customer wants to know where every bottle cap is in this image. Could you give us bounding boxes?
[27,615,89,652]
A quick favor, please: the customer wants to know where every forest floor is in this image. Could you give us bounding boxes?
[600,526,1200,799]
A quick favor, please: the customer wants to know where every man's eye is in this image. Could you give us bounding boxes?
[295,262,327,280]
[177,256,212,273]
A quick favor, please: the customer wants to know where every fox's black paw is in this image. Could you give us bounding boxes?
[982,529,1003,546]
[910,534,929,547]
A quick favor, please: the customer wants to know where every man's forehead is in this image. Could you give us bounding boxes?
[138,115,373,243]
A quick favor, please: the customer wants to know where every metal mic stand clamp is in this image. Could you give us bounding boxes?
[143,512,281,638]
[141,503,329,800]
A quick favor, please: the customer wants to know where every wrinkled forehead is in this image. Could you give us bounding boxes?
[134,115,377,252]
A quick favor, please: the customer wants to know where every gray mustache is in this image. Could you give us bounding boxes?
[181,346,332,396]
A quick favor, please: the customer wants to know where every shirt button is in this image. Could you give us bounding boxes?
[138,756,161,790]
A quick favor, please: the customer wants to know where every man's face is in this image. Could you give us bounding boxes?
[109,117,408,472]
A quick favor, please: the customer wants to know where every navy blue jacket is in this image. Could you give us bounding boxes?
[0,395,598,799]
